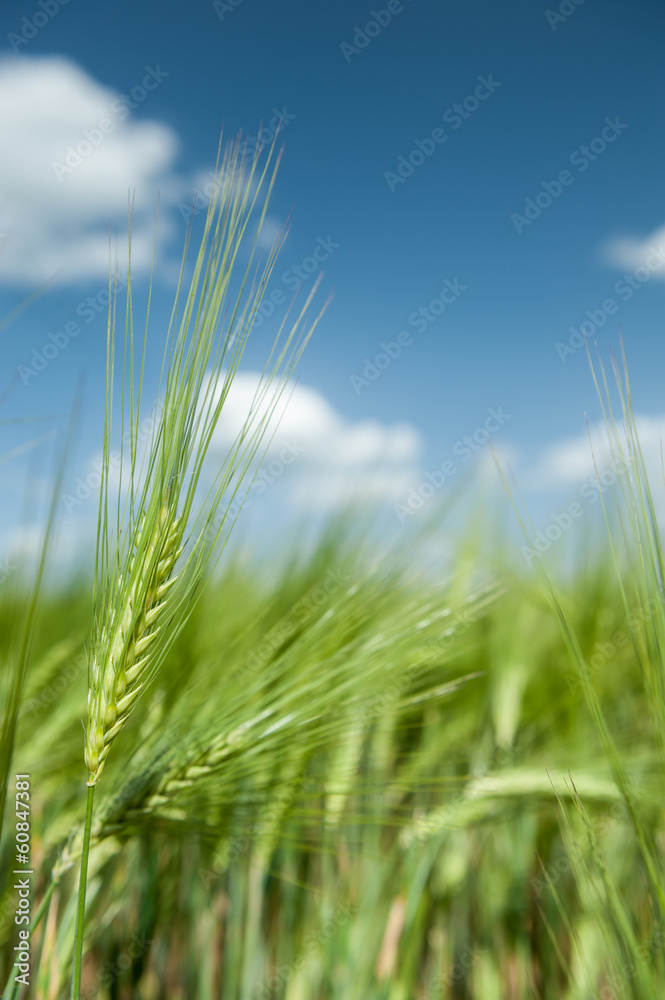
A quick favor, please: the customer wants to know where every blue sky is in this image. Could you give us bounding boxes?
[1,0,665,566]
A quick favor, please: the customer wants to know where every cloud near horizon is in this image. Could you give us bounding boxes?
[519,414,665,501]
[208,372,423,509]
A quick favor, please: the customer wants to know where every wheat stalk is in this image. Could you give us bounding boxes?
[68,130,325,999]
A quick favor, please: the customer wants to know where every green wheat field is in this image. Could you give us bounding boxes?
[2,136,665,1000]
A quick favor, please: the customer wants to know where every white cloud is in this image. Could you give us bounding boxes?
[0,56,291,288]
[0,55,186,285]
[210,372,423,508]
[522,414,665,496]
[254,215,287,251]
[603,224,665,278]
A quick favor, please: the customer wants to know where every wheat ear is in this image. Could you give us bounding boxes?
[84,504,183,785]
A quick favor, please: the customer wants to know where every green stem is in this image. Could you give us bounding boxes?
[30,877,56,935]
[70,782,95,1000]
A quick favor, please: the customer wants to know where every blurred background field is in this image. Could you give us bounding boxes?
[2,434,665,999]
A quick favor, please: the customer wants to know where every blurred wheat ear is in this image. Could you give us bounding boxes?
[69,130,326,999]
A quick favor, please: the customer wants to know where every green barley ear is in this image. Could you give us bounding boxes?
[84,502,184,784]
[70,131,324,998]
[82,132,322,787]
